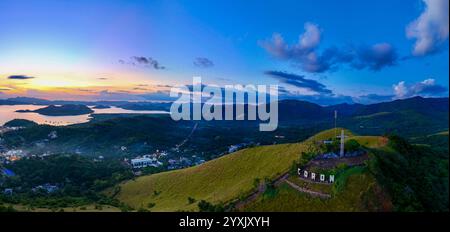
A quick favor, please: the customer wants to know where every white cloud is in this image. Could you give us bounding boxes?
[263,22,322,58]
[406,0,449,56]
[393,78,447,98]
[298,22,322,51]
[393,81,408,98]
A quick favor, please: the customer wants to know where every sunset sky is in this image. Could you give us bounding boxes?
[0,0,448,104]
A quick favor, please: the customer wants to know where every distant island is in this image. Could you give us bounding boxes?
[92,105,111,109]
[3,119,38,128]
[118,102,171,111]
[16,104,94,116]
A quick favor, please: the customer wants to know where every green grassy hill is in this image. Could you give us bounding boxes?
[110,142,309,211]
[110,128,388,212]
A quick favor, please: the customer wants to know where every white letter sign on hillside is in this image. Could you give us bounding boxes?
[297,168,335,183]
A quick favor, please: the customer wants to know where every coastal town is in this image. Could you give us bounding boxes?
[1,123,258,197]
[0,121,255,171]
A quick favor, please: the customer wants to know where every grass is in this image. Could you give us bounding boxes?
[286,175,332,194]
[110,142,311,211]
[110,128,386,212]
[306,126,386,149]
[351,136,388,148]
[305,127,354,142]
[7,204,121,212]
[332,166,366,194]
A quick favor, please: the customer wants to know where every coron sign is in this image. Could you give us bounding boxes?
[297,168,335,183]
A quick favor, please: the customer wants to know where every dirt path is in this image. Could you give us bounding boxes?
[295,176,333,185]
[284,179,331,199]
[233,173,289,211]
[175,122,198,149]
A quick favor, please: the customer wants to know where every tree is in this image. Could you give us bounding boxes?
[197,200,225,212]
[345,139,360,152]
[187,197,196,204]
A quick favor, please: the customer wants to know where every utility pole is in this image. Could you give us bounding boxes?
[334,110,337,139]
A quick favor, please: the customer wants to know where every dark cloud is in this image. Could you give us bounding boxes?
[194,57,214,68]
[97,77,108,80]
[8,75,35,80]
[133,87,149,91]
[266,71,396,105]
[119,56,166,70]
[260,23,398,73]
[117,90,132,94]
[264,70,332,95]
[131,56,165,70]
[351,43,398,71]
[77,88,95,93]
[156,84,173,88]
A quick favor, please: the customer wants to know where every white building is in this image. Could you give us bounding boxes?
[131,155,162,169]
[48,131,58,139]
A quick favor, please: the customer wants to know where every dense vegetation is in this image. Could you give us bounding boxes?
[1,114,323,161]
[368,135,449,212]
[0,154,133,209]
[244,132,448,212]
[2,115,193,158]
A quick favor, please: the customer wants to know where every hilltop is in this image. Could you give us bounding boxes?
[109,128,392,211]
[109,142,310,211]
[243,131,449,212]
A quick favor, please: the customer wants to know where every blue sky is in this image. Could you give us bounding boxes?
[0,0,448,104]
